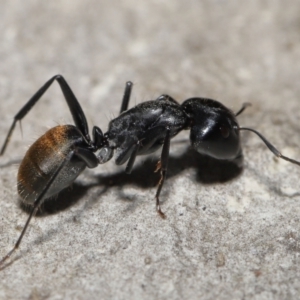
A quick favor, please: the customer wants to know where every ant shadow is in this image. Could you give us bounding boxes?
[19,146,243,216]
[96,147,243,188]
[19,183,96,217]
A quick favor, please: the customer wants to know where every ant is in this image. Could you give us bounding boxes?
[0,74,300,267]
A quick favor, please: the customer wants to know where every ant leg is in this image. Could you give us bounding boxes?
[235,103,252,117]
[125,141,141,174]
[1,75,90,156]
[239,127,300,166]
[75,148,99,168]
[0,204,39,268]
[118,125,171,217]
[0,150,74,267]
[119,81,133,114]
[155,128,171,219]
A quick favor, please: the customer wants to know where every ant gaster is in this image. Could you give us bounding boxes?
[1,74,300,266]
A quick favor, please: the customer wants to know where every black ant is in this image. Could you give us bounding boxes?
[97,91,300,217]
[0,74,299,267]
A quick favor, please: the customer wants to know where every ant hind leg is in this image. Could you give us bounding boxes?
[0,150,74,267]
[1,75,91,155]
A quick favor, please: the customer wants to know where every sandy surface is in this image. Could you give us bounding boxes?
[0,1,300,299]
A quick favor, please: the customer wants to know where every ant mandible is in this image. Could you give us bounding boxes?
[0,74,300,267]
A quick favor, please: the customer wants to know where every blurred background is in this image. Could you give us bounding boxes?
[0,1,300,299]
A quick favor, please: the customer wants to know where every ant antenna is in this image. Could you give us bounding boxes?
[239,127,300,166]
[235,103,252,117]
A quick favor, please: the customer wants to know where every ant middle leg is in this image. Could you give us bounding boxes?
[121,126,172,218]
[125,141,141,174]
[1,75,91,155]
[155,128,171,219]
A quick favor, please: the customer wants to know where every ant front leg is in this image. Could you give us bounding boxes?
[1,75,91,155]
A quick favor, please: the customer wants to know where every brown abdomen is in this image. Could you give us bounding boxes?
[17,125,86,204]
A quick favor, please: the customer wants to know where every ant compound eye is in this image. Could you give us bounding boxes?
[220,124,230,138]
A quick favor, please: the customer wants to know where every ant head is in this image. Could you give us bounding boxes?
[182,98,241,160]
